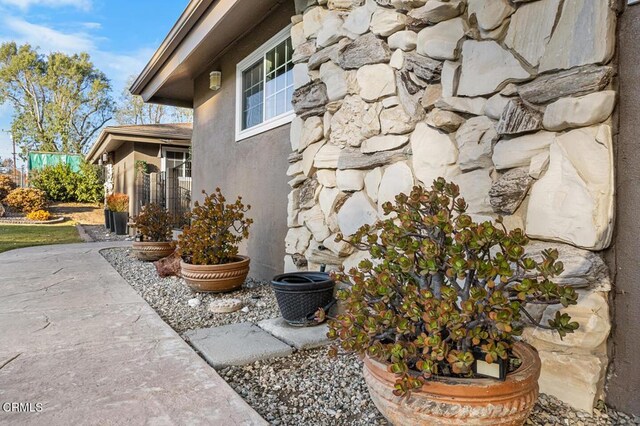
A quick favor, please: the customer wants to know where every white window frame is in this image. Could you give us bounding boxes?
[161,146,190,173]
[235,25,295,142]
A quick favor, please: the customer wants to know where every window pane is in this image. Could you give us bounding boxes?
[266,49,276,75]
[265,76,276,100]
[240,36,295,131]
[242,60,264,130]
[276,90,286,116]
[264,37,294,121]
[265,94,276,120]
[275,40,286,69]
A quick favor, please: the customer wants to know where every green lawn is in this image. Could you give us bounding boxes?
[0,222,83,254]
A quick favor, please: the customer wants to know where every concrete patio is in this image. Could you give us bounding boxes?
[0,242,266,425]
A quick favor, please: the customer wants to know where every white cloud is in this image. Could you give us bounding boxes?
[81,21,101,30]
[92,47,156,93]
[0,0,91,11]
[2,16,95,53]
[0,15,156,95]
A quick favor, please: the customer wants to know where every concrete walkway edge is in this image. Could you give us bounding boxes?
[0,242,267,425]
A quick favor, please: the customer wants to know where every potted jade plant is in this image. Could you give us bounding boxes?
[107,193,129,235]
[177,188,253,292]
[320,179,579,426]
[131,203,175,261]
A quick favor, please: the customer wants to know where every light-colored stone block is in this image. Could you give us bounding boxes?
[539,0,616,72]
[356,64,396,101]
[504,0,561,67]
[458,40,531,97]
[337,191,379,235]
[258,318,331,350]
[377,161,414,210]
[184,323,294,368]
[416,17,466,61]
[526,125,613,250]
[411,122,459,186]
[493,131,555,170]
[543,90,616,132]
[336,169,365,191]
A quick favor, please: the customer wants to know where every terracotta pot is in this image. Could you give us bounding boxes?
[180,256,250,293]
[132,241,174,262]
[363,342,540,426]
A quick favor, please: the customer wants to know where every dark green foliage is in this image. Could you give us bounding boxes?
[177,188,252,265]
[31,162,103,203]
[75,162,103,203]
[324,178,579,396]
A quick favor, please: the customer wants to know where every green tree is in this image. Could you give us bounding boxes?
[0,42,114,157]
[115,75,192,125]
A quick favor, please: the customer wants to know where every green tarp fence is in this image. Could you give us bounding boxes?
[28,152,83,173]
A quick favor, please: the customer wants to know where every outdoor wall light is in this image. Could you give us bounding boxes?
[101,152,109,163]
[209,71,222,91]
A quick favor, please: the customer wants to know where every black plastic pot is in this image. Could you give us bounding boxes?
[271,272,335,327]
[108,210,116,233]
[113,212,128,235]
[104,209,111,230]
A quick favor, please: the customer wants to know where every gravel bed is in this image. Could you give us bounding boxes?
[100,247,279,334]
[220,350,388,426]
[101,246,638,426]
[220,351,638,426]
[83,225,132,242]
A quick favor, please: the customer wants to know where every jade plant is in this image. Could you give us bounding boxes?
[177,188,252,265]
[321,178,579,396]
[132,203,173,242]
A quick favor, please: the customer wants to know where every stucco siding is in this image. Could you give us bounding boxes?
[609,3,640,414]
[191,1,295,280]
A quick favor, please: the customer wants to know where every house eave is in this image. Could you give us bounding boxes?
[130,0,289,107]
[86,125,192,164]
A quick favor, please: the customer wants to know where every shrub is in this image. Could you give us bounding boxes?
[133,203,173,242]
[106,193,129,212]
[31,161,103,203]
[26,209,51,221]
[31,163,77,202]
[0,175,17,201]
[75,162,104,203]
[5,188,48,213]
[177,188,252,265]
[323,179,579,396]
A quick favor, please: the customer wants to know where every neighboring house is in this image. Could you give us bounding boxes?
[131,0,296,280]
[131,0,639,416]
[86,123,192,216]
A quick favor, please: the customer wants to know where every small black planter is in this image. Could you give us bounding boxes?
[108,210,116,233]
[113,212,128,235]
[271,272,335,327]
[104,209,111,230]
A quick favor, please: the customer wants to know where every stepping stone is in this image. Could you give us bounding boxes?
[258,317,331,350]
[184,323,293,367]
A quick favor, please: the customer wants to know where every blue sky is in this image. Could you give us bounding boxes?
[0,0,189,166]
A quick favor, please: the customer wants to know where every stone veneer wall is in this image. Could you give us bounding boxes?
[284,0,616,412]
